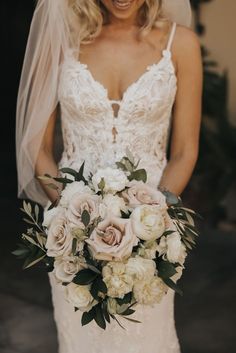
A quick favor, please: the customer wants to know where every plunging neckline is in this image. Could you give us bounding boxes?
[73,48,176,105]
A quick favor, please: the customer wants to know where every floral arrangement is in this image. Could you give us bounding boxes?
[13,151,200,330]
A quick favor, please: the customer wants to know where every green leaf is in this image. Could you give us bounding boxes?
[115,161,127,171]
[73,269,98,285]
[162,230,176,237]
[81,307,96,326]
[163,278,183,296]
[45,183,59,190]
[120,308,135,316]
[23,218,35,226]
[22,234,39,247]
[122,316,142,324]
[157,260,177,279]
[128,169,147,183]
[125,148,135,165]
[72,238,78,255]
[116,292,132,305]
[98,177,105,191]
[23,254,46,269]
[102,301,111,323]
[81,210,90,227]
[34,204,40,222]
[12,248,29,257]
[77,161,86,182]
[59,168,78,178]
[90,276,107,300]
[94,303,106,330]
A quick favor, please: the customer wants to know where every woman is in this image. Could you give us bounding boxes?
[16,0,203,352]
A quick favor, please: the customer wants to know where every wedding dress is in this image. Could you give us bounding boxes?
[49,21,181,353]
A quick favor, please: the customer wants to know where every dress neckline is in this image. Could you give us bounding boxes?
[71,48,176,105]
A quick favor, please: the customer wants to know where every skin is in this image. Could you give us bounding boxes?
[35,0,203,202]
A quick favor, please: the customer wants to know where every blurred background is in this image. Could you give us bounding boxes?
[0,0,235,352]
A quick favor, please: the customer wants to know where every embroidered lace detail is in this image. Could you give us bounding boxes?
[58,48,177,188]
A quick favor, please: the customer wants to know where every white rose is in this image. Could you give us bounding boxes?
[99,194,128,218]
[60,181,93,207]
[66,192,100,229]
[133,276,168,305]
[46,210,72,257]
[66,283,96,311]
[102,262,133,299]
[166,233,187,265]
[92,167,128,193]
[54,256,84,283]
[43,206,61,228]
[126,257,156,281]
[131,205,166,241]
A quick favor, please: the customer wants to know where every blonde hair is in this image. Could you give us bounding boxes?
[67,0,170,45]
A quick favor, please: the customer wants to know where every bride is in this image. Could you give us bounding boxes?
[16,0,202,352]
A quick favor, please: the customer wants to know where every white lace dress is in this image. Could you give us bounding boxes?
[49,21,181,353]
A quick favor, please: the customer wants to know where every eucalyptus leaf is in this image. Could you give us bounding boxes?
[23,254,46,269]
[122,316,142,324]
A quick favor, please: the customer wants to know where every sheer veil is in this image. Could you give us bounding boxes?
[16,0,192,207]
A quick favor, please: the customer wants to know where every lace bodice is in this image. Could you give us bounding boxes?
[58,22,177,187]
[50,22,181,353]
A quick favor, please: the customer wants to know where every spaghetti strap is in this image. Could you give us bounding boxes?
[166,22,177,52]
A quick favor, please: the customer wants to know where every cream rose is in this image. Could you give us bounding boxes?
[102,262,133,298]
[126,257,157,281]
[99,194,128,218]
[156,232,187,265]
[137,240,159,260]
[166,233,187,264]
[66,283,96,311]
[130,205,166,241]
[54,256,84,283]
[66,192,99,229]
[46,211,72,257]
[92,167,128,193]
[43,205,61,228]
[133,276,168,305]
[60,181,93,207]
[85,216,139,261]
[122,181,167,210]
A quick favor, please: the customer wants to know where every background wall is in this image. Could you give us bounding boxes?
[200,0,236,123]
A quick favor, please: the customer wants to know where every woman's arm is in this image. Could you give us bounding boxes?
[159,26,203,196]
[35,106,61,203]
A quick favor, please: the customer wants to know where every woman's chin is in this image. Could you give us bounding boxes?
[108,0,137,20]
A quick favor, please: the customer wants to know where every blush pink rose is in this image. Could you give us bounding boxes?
[85,216,139,261]
[67,192,100,229]
[122,181,167,210]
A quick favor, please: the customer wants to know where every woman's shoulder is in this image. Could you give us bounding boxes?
[174,23,201,52]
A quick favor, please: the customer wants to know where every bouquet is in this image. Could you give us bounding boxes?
[13,151,200,330]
